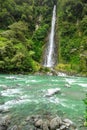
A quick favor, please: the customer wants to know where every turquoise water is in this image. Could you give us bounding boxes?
[0,74,87,129]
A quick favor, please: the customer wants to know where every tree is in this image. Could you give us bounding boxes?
[80,16,87,35]
[62,1,83,22]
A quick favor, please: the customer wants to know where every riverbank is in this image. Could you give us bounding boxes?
[0,68,87,78]
[0,63,87,77]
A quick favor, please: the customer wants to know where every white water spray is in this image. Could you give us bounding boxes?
[44,5,56,67]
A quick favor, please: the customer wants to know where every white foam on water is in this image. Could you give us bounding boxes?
[0,98,31,110]
[65,78,75,85]
[5,76,17,80]
[0,95,40,110]
[20,95,29,99]
[49,97,67,104]
[5,99,31,106]
[57,72,67,77]
[0,84,7,88]
[78,83,87,88]
[48,97,76,110]
[5,76,23,80]
[49,97,60,104]
[1,88,22,97]
[60,102,69,108]
[26,79,41,83]
[0,105,10,111]
[51,79,59,82]
[51,79,65,82]
[60,102,76,110]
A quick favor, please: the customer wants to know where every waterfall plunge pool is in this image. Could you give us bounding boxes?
[0,74,87,129]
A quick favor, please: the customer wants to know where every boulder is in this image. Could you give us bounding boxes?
[0,125,8,130]
[26,115,37,124]
[2,85,8,90]
[0,115,10,130]
[26,116,32,122]
[35,119,43,128]
[60,124,66,130]
[45,88,61,97]
[42,121,49,130]
[65,84,71,88]
[0,115,10,126]
[33,115,41,122]
[47,72,53,76]
[69,124,77,130]
[50,116,62,130]
[63,118,73,126]
[62,118,77,130]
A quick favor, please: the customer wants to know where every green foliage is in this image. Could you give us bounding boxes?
[83,94,87,125]
[0,0,54,73]
[58,0,87,75]
[32,24,49,41]
[80,16,87,35]
[60,22,77,37]
[32,24,49,62]
[62,0,83,22]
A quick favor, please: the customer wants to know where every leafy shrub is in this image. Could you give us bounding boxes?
[83,94,87,126]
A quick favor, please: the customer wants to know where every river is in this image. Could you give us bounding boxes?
[0,74,87,129]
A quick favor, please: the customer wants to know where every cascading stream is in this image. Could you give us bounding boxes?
[44,5,56,67]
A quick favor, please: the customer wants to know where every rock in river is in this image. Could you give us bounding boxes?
[45,88,61,97]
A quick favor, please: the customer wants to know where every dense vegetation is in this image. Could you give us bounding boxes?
[0,0,87,75]
[0,0,56,73]
[84,94,87,126]
[57,0,87,76]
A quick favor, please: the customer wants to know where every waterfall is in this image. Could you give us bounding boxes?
[43,5,56,67]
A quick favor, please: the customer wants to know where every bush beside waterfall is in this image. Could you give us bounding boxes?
[83,94,87,126]
[57,0,87,76]
[0,0,53,73]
